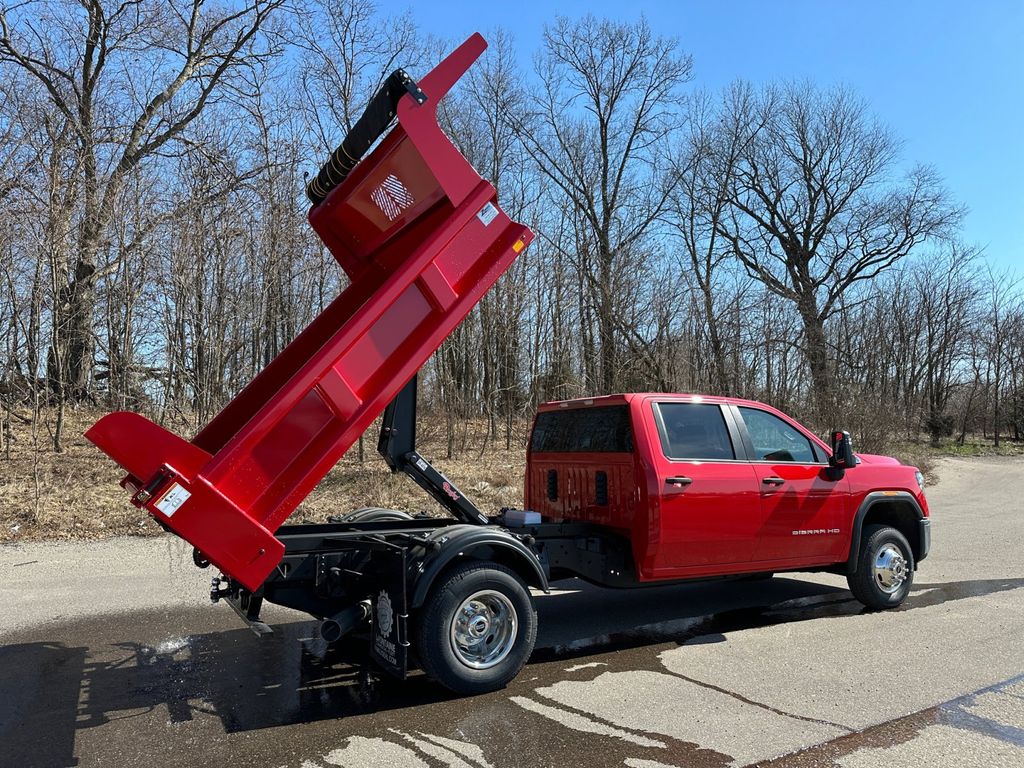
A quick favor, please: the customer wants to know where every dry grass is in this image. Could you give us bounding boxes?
[0,407,525,544]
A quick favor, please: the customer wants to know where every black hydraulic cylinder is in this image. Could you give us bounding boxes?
[306,69,428,205]
[378,376,488,526]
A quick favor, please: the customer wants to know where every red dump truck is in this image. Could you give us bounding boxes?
[88,34,930,695]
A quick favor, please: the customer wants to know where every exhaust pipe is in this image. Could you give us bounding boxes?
[320,601,371,643]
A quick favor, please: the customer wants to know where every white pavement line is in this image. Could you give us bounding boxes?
[533,670,844,766]
[510,695,666,748]
[324,736,429,768]
[836,723,1024,768]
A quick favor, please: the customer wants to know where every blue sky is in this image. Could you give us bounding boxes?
[379,0,1023,268]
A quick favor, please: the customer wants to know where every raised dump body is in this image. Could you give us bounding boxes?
[86,34,533,591]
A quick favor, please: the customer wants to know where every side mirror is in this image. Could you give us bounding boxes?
[829,430,856,469]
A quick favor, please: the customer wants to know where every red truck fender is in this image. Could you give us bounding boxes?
[846,491,930,574]
[408,525,549,609]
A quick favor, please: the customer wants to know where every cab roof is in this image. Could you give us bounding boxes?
[536,393,775,412]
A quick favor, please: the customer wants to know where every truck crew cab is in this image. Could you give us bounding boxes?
[526,394,929,600]
[85,34,930,697]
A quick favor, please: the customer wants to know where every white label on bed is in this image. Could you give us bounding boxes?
[477,202,498,226]
[155,483,191,517]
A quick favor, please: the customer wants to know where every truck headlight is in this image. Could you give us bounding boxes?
[915,470,925,490]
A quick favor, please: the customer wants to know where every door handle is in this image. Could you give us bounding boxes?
[666,476,693,487]
[762,476,785,487]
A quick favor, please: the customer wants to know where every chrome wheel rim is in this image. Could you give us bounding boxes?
[873,543,909,594]
[449,590,518,669]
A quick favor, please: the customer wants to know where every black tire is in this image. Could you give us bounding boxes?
[416,561,537,695]
[331,507,414,523]
[847,524,914,609]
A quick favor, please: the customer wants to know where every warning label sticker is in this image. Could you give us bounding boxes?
[154,483,191,518]
[477,202,499,226]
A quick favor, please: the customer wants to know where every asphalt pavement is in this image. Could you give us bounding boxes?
[1,456,1023,767]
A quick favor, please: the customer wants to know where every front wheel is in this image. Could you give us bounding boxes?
[416,562,537,695]
[847,524,914,609]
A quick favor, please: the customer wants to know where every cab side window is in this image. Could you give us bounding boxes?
[738,407,815,463]
[656,403,735,460]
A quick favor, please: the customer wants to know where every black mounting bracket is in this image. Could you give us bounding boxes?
[397,69,428,105]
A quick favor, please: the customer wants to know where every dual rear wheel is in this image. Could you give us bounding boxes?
[416,562,537,695]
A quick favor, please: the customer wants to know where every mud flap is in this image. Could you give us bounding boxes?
[370,547,409,679]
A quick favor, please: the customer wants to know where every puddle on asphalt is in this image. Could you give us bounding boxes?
[2,575,1022,768]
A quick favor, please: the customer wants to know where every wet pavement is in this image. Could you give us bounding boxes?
[2,456,1024,767]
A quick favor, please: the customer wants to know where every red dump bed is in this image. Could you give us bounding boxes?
[86,34,533,590]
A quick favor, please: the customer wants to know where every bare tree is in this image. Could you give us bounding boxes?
[516,15,692,393]
[5,3,1024,518]
[668,87,761,395]
[715,81,963,418]
[0,0,284,399]
[294,0,418,152]
[916,246,980,444]
[458,29,534,450]
[982,264,1021,447]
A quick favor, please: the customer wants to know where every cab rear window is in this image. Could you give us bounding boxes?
[530,406,634,452]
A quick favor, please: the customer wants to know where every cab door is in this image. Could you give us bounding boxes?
[732,405,849,564]
[648,400,763,574]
